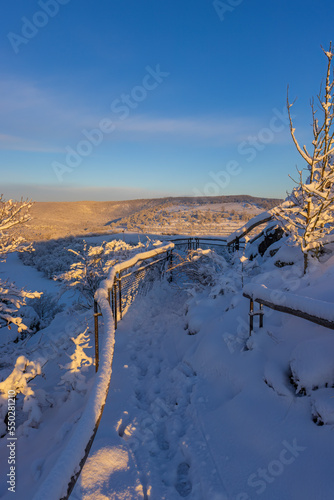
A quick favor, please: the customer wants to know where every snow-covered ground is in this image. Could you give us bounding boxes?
[1,230,334,499]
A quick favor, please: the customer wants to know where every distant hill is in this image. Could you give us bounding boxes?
[15,195,282,241]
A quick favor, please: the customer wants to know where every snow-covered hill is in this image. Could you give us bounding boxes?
[15,195,281,241]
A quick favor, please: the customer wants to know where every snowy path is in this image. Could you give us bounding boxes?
[72,282,228,500]
[71,271,334,500]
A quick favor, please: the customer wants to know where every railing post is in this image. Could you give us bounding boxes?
[259,302,264,329]
[113,282,118,329]
[249,298,254,336]
[118,271,122,320]
[168,250,173,282]
[94,300,99,372]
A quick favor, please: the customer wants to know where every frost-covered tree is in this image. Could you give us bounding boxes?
[273,45,334,273]
[0,195,33,257]
[0,196,41,333]
[56,239,150,308]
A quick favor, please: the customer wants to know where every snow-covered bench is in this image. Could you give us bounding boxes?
[243,284,334,335]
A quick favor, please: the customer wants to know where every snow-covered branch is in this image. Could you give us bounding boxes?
[274,45,334,273]
[0,196,40,333]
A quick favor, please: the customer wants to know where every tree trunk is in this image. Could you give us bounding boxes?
[303,252,308,274]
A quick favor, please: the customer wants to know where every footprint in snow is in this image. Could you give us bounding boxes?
[175,462,192,497]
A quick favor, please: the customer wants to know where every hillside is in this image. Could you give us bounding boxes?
[16,195,281,241]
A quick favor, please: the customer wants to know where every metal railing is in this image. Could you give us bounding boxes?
[93,244,174,371]
[172,236,245,253]
[227,212,273,248]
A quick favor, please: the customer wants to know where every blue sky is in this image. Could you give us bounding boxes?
[1,0,333,201]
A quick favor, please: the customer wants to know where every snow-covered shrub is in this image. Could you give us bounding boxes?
[58,328,93,394]
[0,196,41,334]
[55,238,164,308]
[55,243,105,308]
[55,238,151,308]
[183,249,223,287]
[18,306,40,334]
[289,337,334,395]
[25,292,64,331]
[245,226,301,271]
[174,249,241,297]
[0,279,41,334]
[19,236,85,279]
[0,356,43,436]
[311,388,334,425]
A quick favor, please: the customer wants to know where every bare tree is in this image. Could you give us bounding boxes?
[273,44,334,273]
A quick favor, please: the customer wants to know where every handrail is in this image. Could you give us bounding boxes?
[94,243,175,363]
[243,284,334,334]
[171,236,231,251]
[227,212,273,247]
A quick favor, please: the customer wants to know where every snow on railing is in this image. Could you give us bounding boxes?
[227,211,273,247]
[32,243,174,500]
[94,242,175,365]
[243,283,334,335]
[95,242,175,304]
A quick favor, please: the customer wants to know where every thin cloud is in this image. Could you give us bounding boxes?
[114,115,263,143]
[1,183,169,202]
[0,78,97,145]
[109,114,293,146]
[0,133,63,153]
[0,77,293,152]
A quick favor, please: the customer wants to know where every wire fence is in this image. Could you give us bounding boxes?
[169,237,236,286]
[110,254,169,328]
